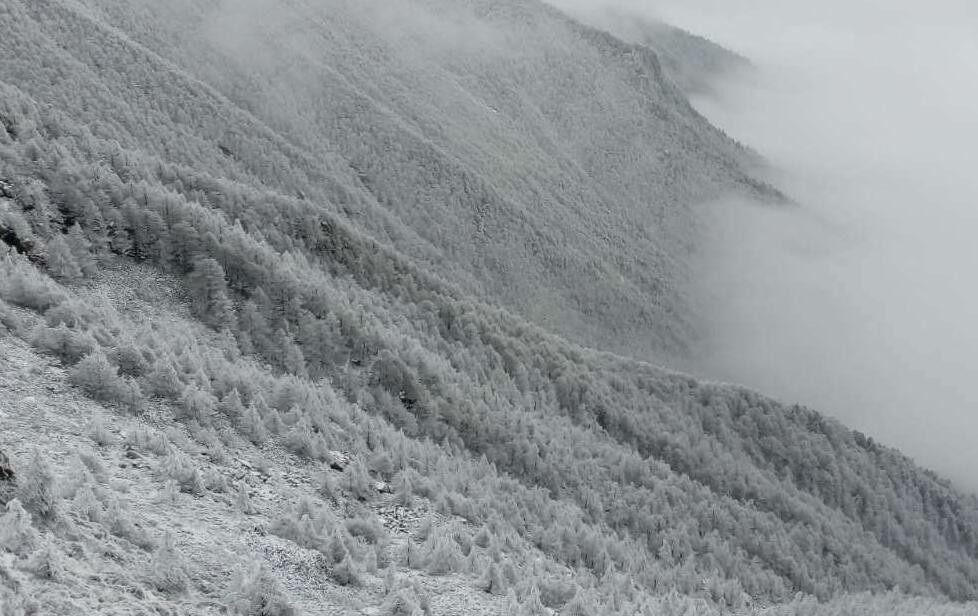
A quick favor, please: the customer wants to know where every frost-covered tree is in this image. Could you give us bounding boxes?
[331,553,361,587]
[65,222,97,277]
[45,234,82,282]
[424,532,462,576]
[343,458,374,501]
[16,451,58,521]
[187,257,234,330]
[144,356,184,399]
[31,324,96,364]
[2,6,978,607]
[148,532,189,594]
[225,564,295,616]
[69,349,126,403]
[177,385,218,425]
[239,402,269,445]
[0,499,39,555]
[219,388,245,422]
[72,484,103,522]
[118,377,146,415]
[234,483,256,515]
[392,470,413,508]
[482,562,506,595]
[110,341,150,377]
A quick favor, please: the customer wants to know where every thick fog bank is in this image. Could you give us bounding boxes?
[552,0,978,490]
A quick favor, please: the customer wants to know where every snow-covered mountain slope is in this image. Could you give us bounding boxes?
[1,0,977,614]
[3,0,778,361]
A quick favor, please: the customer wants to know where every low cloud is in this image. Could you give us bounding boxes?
[554,0,978,490]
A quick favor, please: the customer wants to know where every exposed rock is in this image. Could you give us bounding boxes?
[0,450,14,481]
[327,450,352,472]
[0,450,16,505]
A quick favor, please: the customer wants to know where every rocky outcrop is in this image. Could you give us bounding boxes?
[0,450,16,505]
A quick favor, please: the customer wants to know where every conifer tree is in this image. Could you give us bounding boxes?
[473,525,492,549]
[383,562,397,595]
[265,408,285,436]
[344,459,374,501]
[187,257,234,330]
[148,532,189,594]
[240,403,269,445]
[144,356,184,399]
[285,415,316,458]
[31,324,96,364]
[119,377,146,415]
[331,553,361,586]
[110,341,149,377]
[521,585,547,615]
[275,328,308,378]
[65,222,97,277]
[17,451,58,521]
[324,527,349,564]
[379,588,421,616]
[482,562,506,595]
[235,327,256,357]
[45,234,82,282]
[0,499,39,555]
[237,300,270,356]
[425,533,461,576]
[43,297,92,329]
[70,349,126,403]
[72,484,102,522]
[225,564,295,616]
[89,416,115,447]
[220,388,246,422]
[26,541,63,581]
[370,451,394,480]
[281,405,303,427]
[235,483,256,515]
[178,385,217,425]
[393,470,413,508]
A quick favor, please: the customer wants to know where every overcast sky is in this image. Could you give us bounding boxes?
[553,0,978,490]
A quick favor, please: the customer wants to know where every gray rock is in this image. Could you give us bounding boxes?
[0,450,16,505]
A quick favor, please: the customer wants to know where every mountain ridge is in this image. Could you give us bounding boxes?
[63,0,781,360]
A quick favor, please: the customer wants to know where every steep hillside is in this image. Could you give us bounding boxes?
[1,0,777,361]
[2,267,978,616]
[1,0,978,614]
[547,3,751,97]
[603,18,750,98]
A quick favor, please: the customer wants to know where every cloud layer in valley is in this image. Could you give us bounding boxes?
[553,0,978,490]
